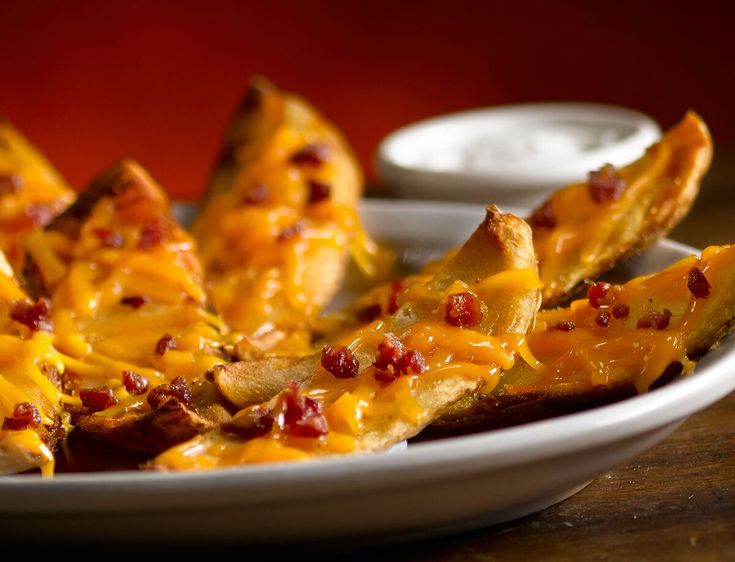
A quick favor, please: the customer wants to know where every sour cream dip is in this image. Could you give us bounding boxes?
[377,103,661,207]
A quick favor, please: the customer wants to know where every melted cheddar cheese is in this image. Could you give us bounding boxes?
[24,161,226,416]
[193,79,387,357]
[0,119,75,270]
[503,245,734,396]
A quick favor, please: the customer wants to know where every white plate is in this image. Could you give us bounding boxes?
[1,199,734,545]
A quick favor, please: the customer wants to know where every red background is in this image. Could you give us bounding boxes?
[0,1,731,199]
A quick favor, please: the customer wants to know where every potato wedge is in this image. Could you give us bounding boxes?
[434,244,735,433]
[530,111,712,307]
[192,77,386,357]
[0,251,68,475]
[22,160,230,451]
[152,206,541,469]
[0,117,75,271]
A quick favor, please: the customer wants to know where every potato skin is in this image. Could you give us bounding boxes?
[531,112,712,308]
[192,78,366,355]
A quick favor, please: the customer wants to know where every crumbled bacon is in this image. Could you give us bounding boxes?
[147,376,192,409]
[80,387,118,412]
[636,308,673,330]
[138,219,164,249]
[356,303,382,323]
[289,143,330,167]
[26,204,53,226]
[278,382,328,438]
[372,333,426,384]
[588,164,626,203]
[2,402,41,430]
[445,292,483,328]
[277,221,304,242]
[0,174,23,194]
[242,184,269,205]
[398,349,427,375]
[373,333,405,370]
[549,320,576,331]
[595,309,611,327]
[587,282,611,309]
[92,227,124,248]
[121,370,148,395]
[10,298,52,332]
[154,333,177,355]
[687,267,711,299]
[612,304,630,319]
[321,345,360,379]
[120,295,149,309]
[307,180,331,204]
[222,406,274,439]
[529,200,556,229]
[387,279,407,314]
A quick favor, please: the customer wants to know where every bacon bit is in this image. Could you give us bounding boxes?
[549,320,576,332]
[529,200,556,229]
[356,303,382,323]
[279,382,328,438]
[372,334,426,384]
[289,143,330,167]
[0,174,23,194]
[80,387,118,412]
[242,184,269,205]
[92,227,124,248]
[138,219,164,249]
[307,180,331,204]
[147,376,192,409]
[26,204,53,226]
[154,333,177,355]
[387,279,407,314]
[2,402,41,430]
[120,295,149,309]
[398,349,427,375]
[687,267,711,299]
[595,309,611,327]
[636,308,673,330]
[445,292,483,328]
[222,406,274,439]
[277,221,304,242]
[587,282,611,309]
[373,333,405,370]
[10,298,52,332]
[321,345,360,379]
[612,304,630,319]
[588,164,626,203]
[121,370,148,395]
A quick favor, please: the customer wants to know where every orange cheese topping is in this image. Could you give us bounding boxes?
[507,246,732,395]
[24,187,226,416]
[0,120,75,270]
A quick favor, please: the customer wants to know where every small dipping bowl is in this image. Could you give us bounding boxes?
[376,103,661,208]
